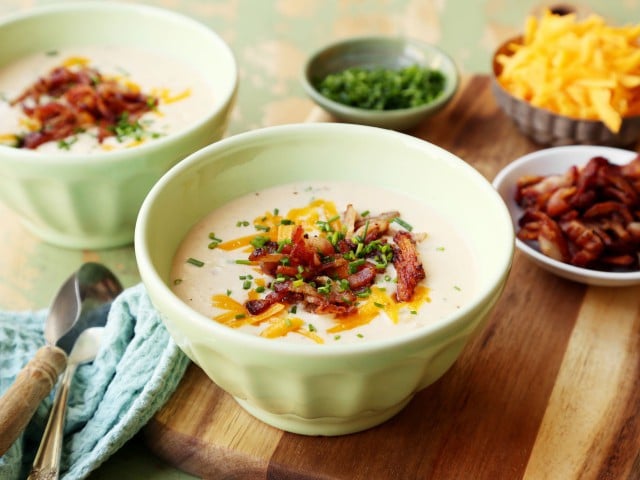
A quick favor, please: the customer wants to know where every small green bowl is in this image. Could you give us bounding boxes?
[301,36,459,131]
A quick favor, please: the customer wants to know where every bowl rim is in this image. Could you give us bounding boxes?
[492,144,640,285]
[135,122,514,357]
[301,35,459,120]
[0,1,238,166]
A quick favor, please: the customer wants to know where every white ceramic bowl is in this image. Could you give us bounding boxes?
[0,2,237,249]
[135,123,514,436]
[493,145,640,286]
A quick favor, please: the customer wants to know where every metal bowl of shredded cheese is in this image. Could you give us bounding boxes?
[491,10,640,147]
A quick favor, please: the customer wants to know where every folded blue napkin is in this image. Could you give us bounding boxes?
[0,283,190,480]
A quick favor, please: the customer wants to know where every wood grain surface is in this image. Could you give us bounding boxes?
[144,75,640,480]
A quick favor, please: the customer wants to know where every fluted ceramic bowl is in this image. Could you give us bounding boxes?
[0,2,237,248]
[135,123,514,436]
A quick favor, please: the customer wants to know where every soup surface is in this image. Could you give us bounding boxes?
[0,45,213,153]
[171,182,477,344]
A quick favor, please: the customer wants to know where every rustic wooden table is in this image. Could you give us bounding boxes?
[141,76,640,479]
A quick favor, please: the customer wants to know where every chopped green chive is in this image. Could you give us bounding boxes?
[110,113,146,142]
[186,257,204,267]
[315,64,446,111]
[250,236,269,249]
[348,258,365,274]
[356,288,371,298]
[57,136,78,150]
[392,217,413,231]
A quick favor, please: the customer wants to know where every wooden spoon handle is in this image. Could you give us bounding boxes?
[0,345,67,456]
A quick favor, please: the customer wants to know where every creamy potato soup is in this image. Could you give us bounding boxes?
[171,182,477,344]
[0,45,213,153]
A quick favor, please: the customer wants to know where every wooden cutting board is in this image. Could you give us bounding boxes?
[143,75,640,479]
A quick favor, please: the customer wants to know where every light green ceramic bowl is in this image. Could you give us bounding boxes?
[301,36,459,131]
[135,123,514,436]
[0,2,237,249]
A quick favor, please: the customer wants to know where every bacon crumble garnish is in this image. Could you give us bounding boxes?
[244,205,427,318]
[392,230,427,302]
[11,64,158,149]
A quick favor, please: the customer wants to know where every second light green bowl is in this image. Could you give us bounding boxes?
[0,2,238,249]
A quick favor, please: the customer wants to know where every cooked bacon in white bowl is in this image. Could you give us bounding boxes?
[493,145,640,286]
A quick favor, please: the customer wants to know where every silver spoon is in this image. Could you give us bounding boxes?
[27,327,105,480]
[0,262,122,456]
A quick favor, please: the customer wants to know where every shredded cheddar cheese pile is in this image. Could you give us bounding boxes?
[496,10,640,133]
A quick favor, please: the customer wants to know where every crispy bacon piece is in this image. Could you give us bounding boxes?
[347,262,378,291]
[21,102,78,149]
[246,281,304,315]
[516,167,578,210]
[515,155,640,271]
[343,204,358,240]
[290,279,357,315]
[11,64,158,149]
[392,230,426,302]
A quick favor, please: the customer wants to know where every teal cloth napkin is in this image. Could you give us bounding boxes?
[0,283,190,480]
